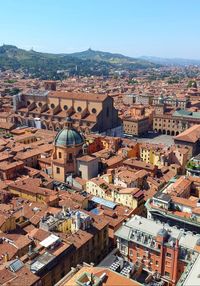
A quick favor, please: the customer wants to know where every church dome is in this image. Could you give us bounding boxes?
[54,118,84,147]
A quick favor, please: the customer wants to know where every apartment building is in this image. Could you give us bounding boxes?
[139,143,188,172]
[86,177,144,210]
[115,215,200,286]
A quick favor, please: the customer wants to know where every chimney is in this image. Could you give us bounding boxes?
[28,244,32,255]
[4,252,9,262]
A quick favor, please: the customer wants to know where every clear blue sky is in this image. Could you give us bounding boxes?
[0,0,200,59]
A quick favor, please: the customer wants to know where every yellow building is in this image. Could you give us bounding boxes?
[57,217,72,233]
[8,178,59,206]
[0,214,16,232]
[140,143,165,167]
[114,188,142,209]
[140,143,189,173]
[86,177,144,210]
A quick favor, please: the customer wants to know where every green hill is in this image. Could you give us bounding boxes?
[0,45,158,79]
[69,48,138,63]
[68,48,159,67]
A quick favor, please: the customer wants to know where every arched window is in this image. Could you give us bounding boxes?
[51,103,55,109]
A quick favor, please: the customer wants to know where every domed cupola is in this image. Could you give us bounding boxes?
[54,117,84,147]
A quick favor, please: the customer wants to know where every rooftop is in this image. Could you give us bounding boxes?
[115,215,200,251]
[48,91,108,102]
[174,124,200,143]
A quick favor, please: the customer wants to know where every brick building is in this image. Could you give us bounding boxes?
[13,87,120,133]
[115,215,200,286]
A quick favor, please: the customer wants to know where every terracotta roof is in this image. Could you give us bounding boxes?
[9,177,57,198]
[77,155,97,162]
[64,266,140,286]
[0,122,15,130]
[123,158,155,171]
[5,265,40,286]
[0,242,18,261]
[66,229,93,249]
[105,155,124,167]
[0,160,24,171]
[48,91,107,102]
[174,124,200,143]
[29,228,51,242]
[118,187,140,195]
[172,196,198,208]
[0,268,15,285]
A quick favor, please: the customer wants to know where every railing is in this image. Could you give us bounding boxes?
[146,199,200,226]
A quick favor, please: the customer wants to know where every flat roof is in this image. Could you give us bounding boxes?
[40,234,60,248]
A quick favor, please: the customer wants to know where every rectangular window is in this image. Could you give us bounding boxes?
[56,167,60,174]
[166,252,172,258]
[58,152,62,159]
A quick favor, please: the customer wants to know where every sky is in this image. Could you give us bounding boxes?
[0,0,200,59]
